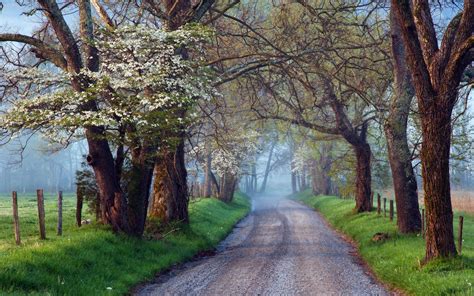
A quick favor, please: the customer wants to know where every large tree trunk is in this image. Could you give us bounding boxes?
[354,143,372,212]
[259,142,275,193]
[291,171,297,194]
[149,138,189,224]
[421,106,457,259]
[218,172,237,203]
[389,0,471,260]
[85,127,129,233]
[384,9,421,233]
[127,146,154,236]
[311,160,332,195]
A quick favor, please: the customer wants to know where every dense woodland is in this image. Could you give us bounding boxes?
[0,0,472,266]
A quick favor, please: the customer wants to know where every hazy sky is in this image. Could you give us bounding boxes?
[0,2,37,34]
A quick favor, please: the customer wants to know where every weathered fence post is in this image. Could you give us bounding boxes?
[12,191,21,245]
[389,200,394,221]
[458,216,464,255]
[377,193,381,215]
[76,190,83,227]
[36,189,46,240]
[57,191,63,236]
[383,198,387,217]
[421,208,425,238]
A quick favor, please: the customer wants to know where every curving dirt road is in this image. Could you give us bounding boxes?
[136,195,388,296]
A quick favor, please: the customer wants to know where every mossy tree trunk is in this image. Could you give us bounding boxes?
[384,9,421,233]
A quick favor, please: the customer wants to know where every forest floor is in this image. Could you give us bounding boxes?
[295,190,474,296]
[136,194,387,295]
[0,192,250,295]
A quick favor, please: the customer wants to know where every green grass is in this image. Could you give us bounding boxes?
[0,192,250,295]
[294,190,474,296]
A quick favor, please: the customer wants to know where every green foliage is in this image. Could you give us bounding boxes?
[75,161,100,219]
[295,191,474,296]
[0,192,250,295]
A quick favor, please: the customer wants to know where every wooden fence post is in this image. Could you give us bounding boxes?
[377,193,381,215]
[389,200,394,221]
[57,191,63,236]
[36,189,46,240]
[383,198,387,217]
[458,216,464,255]
[12,191,21,245]
[76,190,83,227]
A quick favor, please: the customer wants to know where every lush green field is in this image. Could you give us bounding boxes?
[0,192,250,295]
[295,190,474,296]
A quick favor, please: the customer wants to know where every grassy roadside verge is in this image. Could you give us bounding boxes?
[294,190,474,296]
[0,193,250,295]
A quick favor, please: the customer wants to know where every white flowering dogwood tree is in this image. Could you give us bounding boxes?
[2,25,214,146]
[1,15,215,235]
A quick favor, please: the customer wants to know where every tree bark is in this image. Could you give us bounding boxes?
[421,103,457,259]
[354,143,372,212]
[311,146,333,196]
[126,145,154,236]
[149,138,189,224]
[147,0,215,223]
[328,87,372,212]
[218,172,237,202]
[85,128,129,232]
[384,9,421,233]
[291,170,297,194]
[301,166,307,190]
[203,148,212,197]
[251,162,258,193]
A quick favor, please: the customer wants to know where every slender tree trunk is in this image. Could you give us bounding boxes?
[291,171,297,194]
[149,138,189,224]
[204,148,212,197]
[260,142,275,193]
[311,160,319,194]
[296,173,301,192]
[354,143,372,212]
[301,166,307,190]
[245,176,250,194]
[210,171,220,195]
[251,163,257,193]
[421,106,457,259]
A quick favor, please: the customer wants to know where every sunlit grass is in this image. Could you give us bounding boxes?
[0,192,250,295]
[295,190,474,296]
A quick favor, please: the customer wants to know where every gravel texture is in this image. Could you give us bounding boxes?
[136,195,388,296]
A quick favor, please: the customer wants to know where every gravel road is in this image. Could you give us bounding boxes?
[136,195,388,296]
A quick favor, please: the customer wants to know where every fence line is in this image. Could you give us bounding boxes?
[374,193,468,256]
[0,190,84,244]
